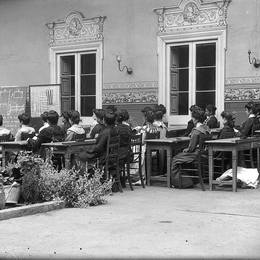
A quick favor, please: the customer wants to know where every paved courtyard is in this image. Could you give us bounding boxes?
[0,186,260,259]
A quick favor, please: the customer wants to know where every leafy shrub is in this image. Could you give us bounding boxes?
[1,151,113,207]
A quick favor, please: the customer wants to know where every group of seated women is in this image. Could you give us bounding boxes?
[1,100,260,190]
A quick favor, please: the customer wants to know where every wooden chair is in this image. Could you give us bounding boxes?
[74,133,86,142]
[145,131,160,181]
[21,132,35,140]
[123,133,144,190]
[104,135,122,192]
[0,134,11,142]
[178,134,211,191]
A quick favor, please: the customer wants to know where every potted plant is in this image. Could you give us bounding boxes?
[0,163,22,205]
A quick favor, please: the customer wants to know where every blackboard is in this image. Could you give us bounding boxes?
[0,86,28,135]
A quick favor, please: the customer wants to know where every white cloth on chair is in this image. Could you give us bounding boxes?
[216,167,259,188]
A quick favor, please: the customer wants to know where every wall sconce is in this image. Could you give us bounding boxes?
[248,50,260,68]
[116,55,133,74]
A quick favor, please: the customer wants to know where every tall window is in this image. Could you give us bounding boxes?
[168,41,217,123]
[58,52,96,117]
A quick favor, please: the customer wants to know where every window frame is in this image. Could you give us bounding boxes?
[49,42,103,125]
[157,30,226,126]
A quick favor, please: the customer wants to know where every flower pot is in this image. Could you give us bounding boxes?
[4,182,21,204]
[0,184,5,209]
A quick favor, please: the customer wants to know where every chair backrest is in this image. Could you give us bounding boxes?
[21,132,35,140]
[0,134,11,142]
[74,133,86,142]
[105,135,120,170]
[145,131,160,140]
[198,133,212,151]
[130,133,142,154]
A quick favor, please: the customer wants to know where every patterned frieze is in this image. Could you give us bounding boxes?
[46,11,106,46]
[225,77,260,102]
[102,81,158,104]
[154,0,231,34]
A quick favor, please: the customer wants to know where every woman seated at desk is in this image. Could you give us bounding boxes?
[79,111,118,165]
[0,114,12,139]
[65,110,85,141]
[204,104,220,129]
[15,113,35,141]
[28,110,65,152]
[218,111,236,139]
[171,110,210,188]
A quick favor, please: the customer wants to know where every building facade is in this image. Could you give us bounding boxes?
[0,0,259,126]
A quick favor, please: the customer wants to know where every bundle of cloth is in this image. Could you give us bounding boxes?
[216,167,259,189]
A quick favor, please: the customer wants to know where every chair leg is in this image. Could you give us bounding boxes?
[116,162,123,193]
[139,155,145,188]
[250,149,255,168]
[198,164,205,191]
[178,167,182,189]
[126,161,133,191]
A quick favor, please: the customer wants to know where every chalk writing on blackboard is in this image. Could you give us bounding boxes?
[0,86,27,135]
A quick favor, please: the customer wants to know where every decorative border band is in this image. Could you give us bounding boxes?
[102,81,158,104]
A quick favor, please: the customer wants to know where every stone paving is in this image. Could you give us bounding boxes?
[0,186,260,259]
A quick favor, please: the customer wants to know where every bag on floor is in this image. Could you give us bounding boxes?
[172,172,194,189]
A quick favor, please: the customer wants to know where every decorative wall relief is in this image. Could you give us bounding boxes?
[225,77,260,101]
[46,11,106,46]
[154,0,231,34]
[102,81,158,104]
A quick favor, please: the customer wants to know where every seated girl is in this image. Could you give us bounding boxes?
[219,112,235,139]
[38,111,49,133]
[79,111,118,165]
[59,111,71,134]
[204,104,220,129]
[239,101,257,138]
[171,110,209,187]
[28,110,65,151]
[153,106,167,139]
[15,113,35,141]
[116,110,132,159]
[89,109,105,139]
[141,106,153,126]
[65,110,86,141]
[0,115,11,138]
[183,105,201,136]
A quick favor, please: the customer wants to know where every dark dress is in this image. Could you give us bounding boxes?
[219,124,235,139]
[79,125,118,164]
[240,116,256,138]
[171,124,209,187]
[28,125,65,152]
[116,123,132,159]
[204,116,219,129]
[89,123,105,139]
[183,119,195,136]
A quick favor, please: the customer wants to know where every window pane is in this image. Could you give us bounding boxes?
[171,45,189,68]
[60,56,75,75]
[81,75,96,95]
[196,92,215,110]
[196,68,215,91]
[196,43,216,67]
[61,97,75,112]
[81,54,96,74]
[81,96,96,117]
[170,93,188,115]
[61,76,75,96]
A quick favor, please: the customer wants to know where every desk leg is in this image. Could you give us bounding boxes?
[146,147,152,186]
[65,152,71,169]
[1,147,5,167]
[208,147,213,191]
[232,149,238,192]
[166,147,172,188]
[257,147,260,173]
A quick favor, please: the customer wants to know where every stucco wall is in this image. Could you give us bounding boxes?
[0,0,260,126]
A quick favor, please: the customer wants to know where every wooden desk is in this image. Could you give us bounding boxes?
[145,137,190,187]
[41,139,96,168]
[0,141,28,166]
[206,137,260,192]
